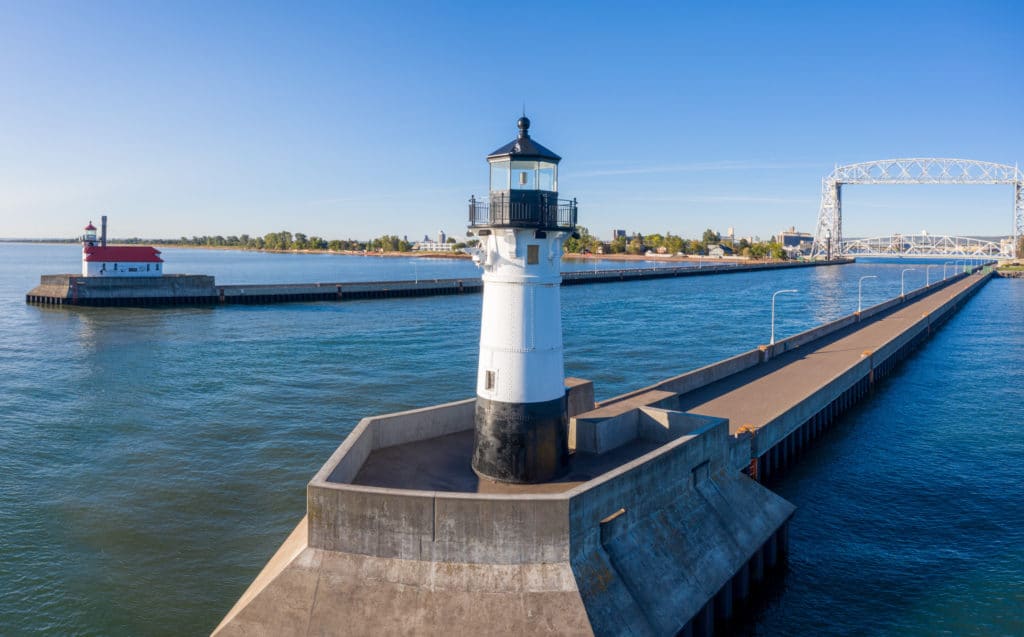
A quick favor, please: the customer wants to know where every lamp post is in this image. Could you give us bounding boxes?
[858,275,877,312]
[770,289,798,345]
[926,264,937,286]
[901,268,917,297]
[826,228,832,262]
[943,261,953,279]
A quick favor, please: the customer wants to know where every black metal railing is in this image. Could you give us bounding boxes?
[468,193,577,230]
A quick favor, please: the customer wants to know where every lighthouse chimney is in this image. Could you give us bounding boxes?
[469,116,578,483]
[101,215,108,247]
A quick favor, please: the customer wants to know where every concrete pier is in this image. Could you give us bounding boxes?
[586,268,992,483]
[26,258,851,307]
[212,268,989,635]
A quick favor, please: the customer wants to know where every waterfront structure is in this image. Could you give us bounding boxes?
[467,116,577,483]
[27,259,851,307]
[708,243,734,258]
[209,119,993,635]
[777,226,813,256]
[210,261,989,636]
[80,216,163,277]
[811,158,1024,259]
[839,233,1010,260]
[412,240,453,252]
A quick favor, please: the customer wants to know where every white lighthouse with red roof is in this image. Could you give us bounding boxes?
[80,216,163,277]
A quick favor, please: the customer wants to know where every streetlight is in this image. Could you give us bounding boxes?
[901,268,918,297]
[858,275,877,312]
[943,261,953,280]
[770,289,798,345]
[826,228,832,262]
[926,264,937,286]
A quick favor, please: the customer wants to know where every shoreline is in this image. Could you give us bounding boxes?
[2,240,770,263]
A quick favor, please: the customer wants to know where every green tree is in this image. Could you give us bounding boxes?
[663,233,684,255]
[565,226,601,253]
[701,228,720,248]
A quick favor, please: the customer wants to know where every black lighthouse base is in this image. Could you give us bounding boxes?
[471,394,569,484]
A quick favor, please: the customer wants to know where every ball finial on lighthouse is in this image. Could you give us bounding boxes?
[468,117,578,484]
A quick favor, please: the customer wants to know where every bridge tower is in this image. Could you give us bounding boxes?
[468,116,578,484]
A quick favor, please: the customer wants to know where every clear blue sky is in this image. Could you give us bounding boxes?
[2,1,1021,242]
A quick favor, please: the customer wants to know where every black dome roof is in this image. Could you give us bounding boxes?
[487,116,561,162]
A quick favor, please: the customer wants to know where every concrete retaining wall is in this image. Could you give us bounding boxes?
[26,273,217,305]
[567,420,794,636]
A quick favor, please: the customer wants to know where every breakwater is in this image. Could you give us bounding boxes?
[213,267,990,636]
[25,259,852,307]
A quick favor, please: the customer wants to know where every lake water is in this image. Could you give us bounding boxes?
[1,243,1020,635]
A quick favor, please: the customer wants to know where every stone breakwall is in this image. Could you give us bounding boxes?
[27,259,854,307]
[26,274,217,306]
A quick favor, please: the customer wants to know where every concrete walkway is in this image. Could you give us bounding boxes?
[676,274,984,434]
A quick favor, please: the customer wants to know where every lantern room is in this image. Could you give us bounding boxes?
[469,116,576,231]
[83,222,98,246]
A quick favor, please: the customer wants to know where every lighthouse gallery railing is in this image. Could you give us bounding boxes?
[469,194,577,231]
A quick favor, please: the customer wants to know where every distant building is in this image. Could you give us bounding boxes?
[611,229,626,241]
[707,243,734,258]
[413,241,453,252]
[437,230,447,245]
[80,218,163,277]
[777,226,814,256]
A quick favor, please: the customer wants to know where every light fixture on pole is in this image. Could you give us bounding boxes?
[858,275,877,313]
[826,228,832,262]
[770,289,798,345]
[901,268,918,297]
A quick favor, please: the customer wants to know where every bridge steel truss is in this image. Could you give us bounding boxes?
[810,158,1024,259]
[841,234,1008,259]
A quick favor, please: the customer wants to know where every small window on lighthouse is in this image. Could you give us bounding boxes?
[485,370,496,390]
[527,244,539,264]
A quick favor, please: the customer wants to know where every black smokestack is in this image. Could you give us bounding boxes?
[101,215,107,247]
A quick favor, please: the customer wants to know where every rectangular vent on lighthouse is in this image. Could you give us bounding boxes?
[527,244,539,264]
[485,370,496,391]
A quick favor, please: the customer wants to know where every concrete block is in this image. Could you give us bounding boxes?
[637,407,723,444]
[572,409,639,454]
[565,377,596,417]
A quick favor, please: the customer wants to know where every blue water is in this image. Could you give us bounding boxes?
[0,243,1019,635]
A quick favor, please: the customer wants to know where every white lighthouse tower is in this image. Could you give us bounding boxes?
[469,116,578,483]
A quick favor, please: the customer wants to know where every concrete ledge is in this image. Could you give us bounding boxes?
[637,407,723,445]
[599,349,763,408]
[572,390,676,454]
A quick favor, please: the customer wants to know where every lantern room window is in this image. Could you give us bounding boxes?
[494,160,558,192]
[538,161,557,191]
[511,161,536,190]
[490,160,510,191]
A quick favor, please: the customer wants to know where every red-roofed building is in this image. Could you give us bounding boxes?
[80,219,164,277]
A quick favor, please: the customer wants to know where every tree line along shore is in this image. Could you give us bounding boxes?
[9,226,796,260]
